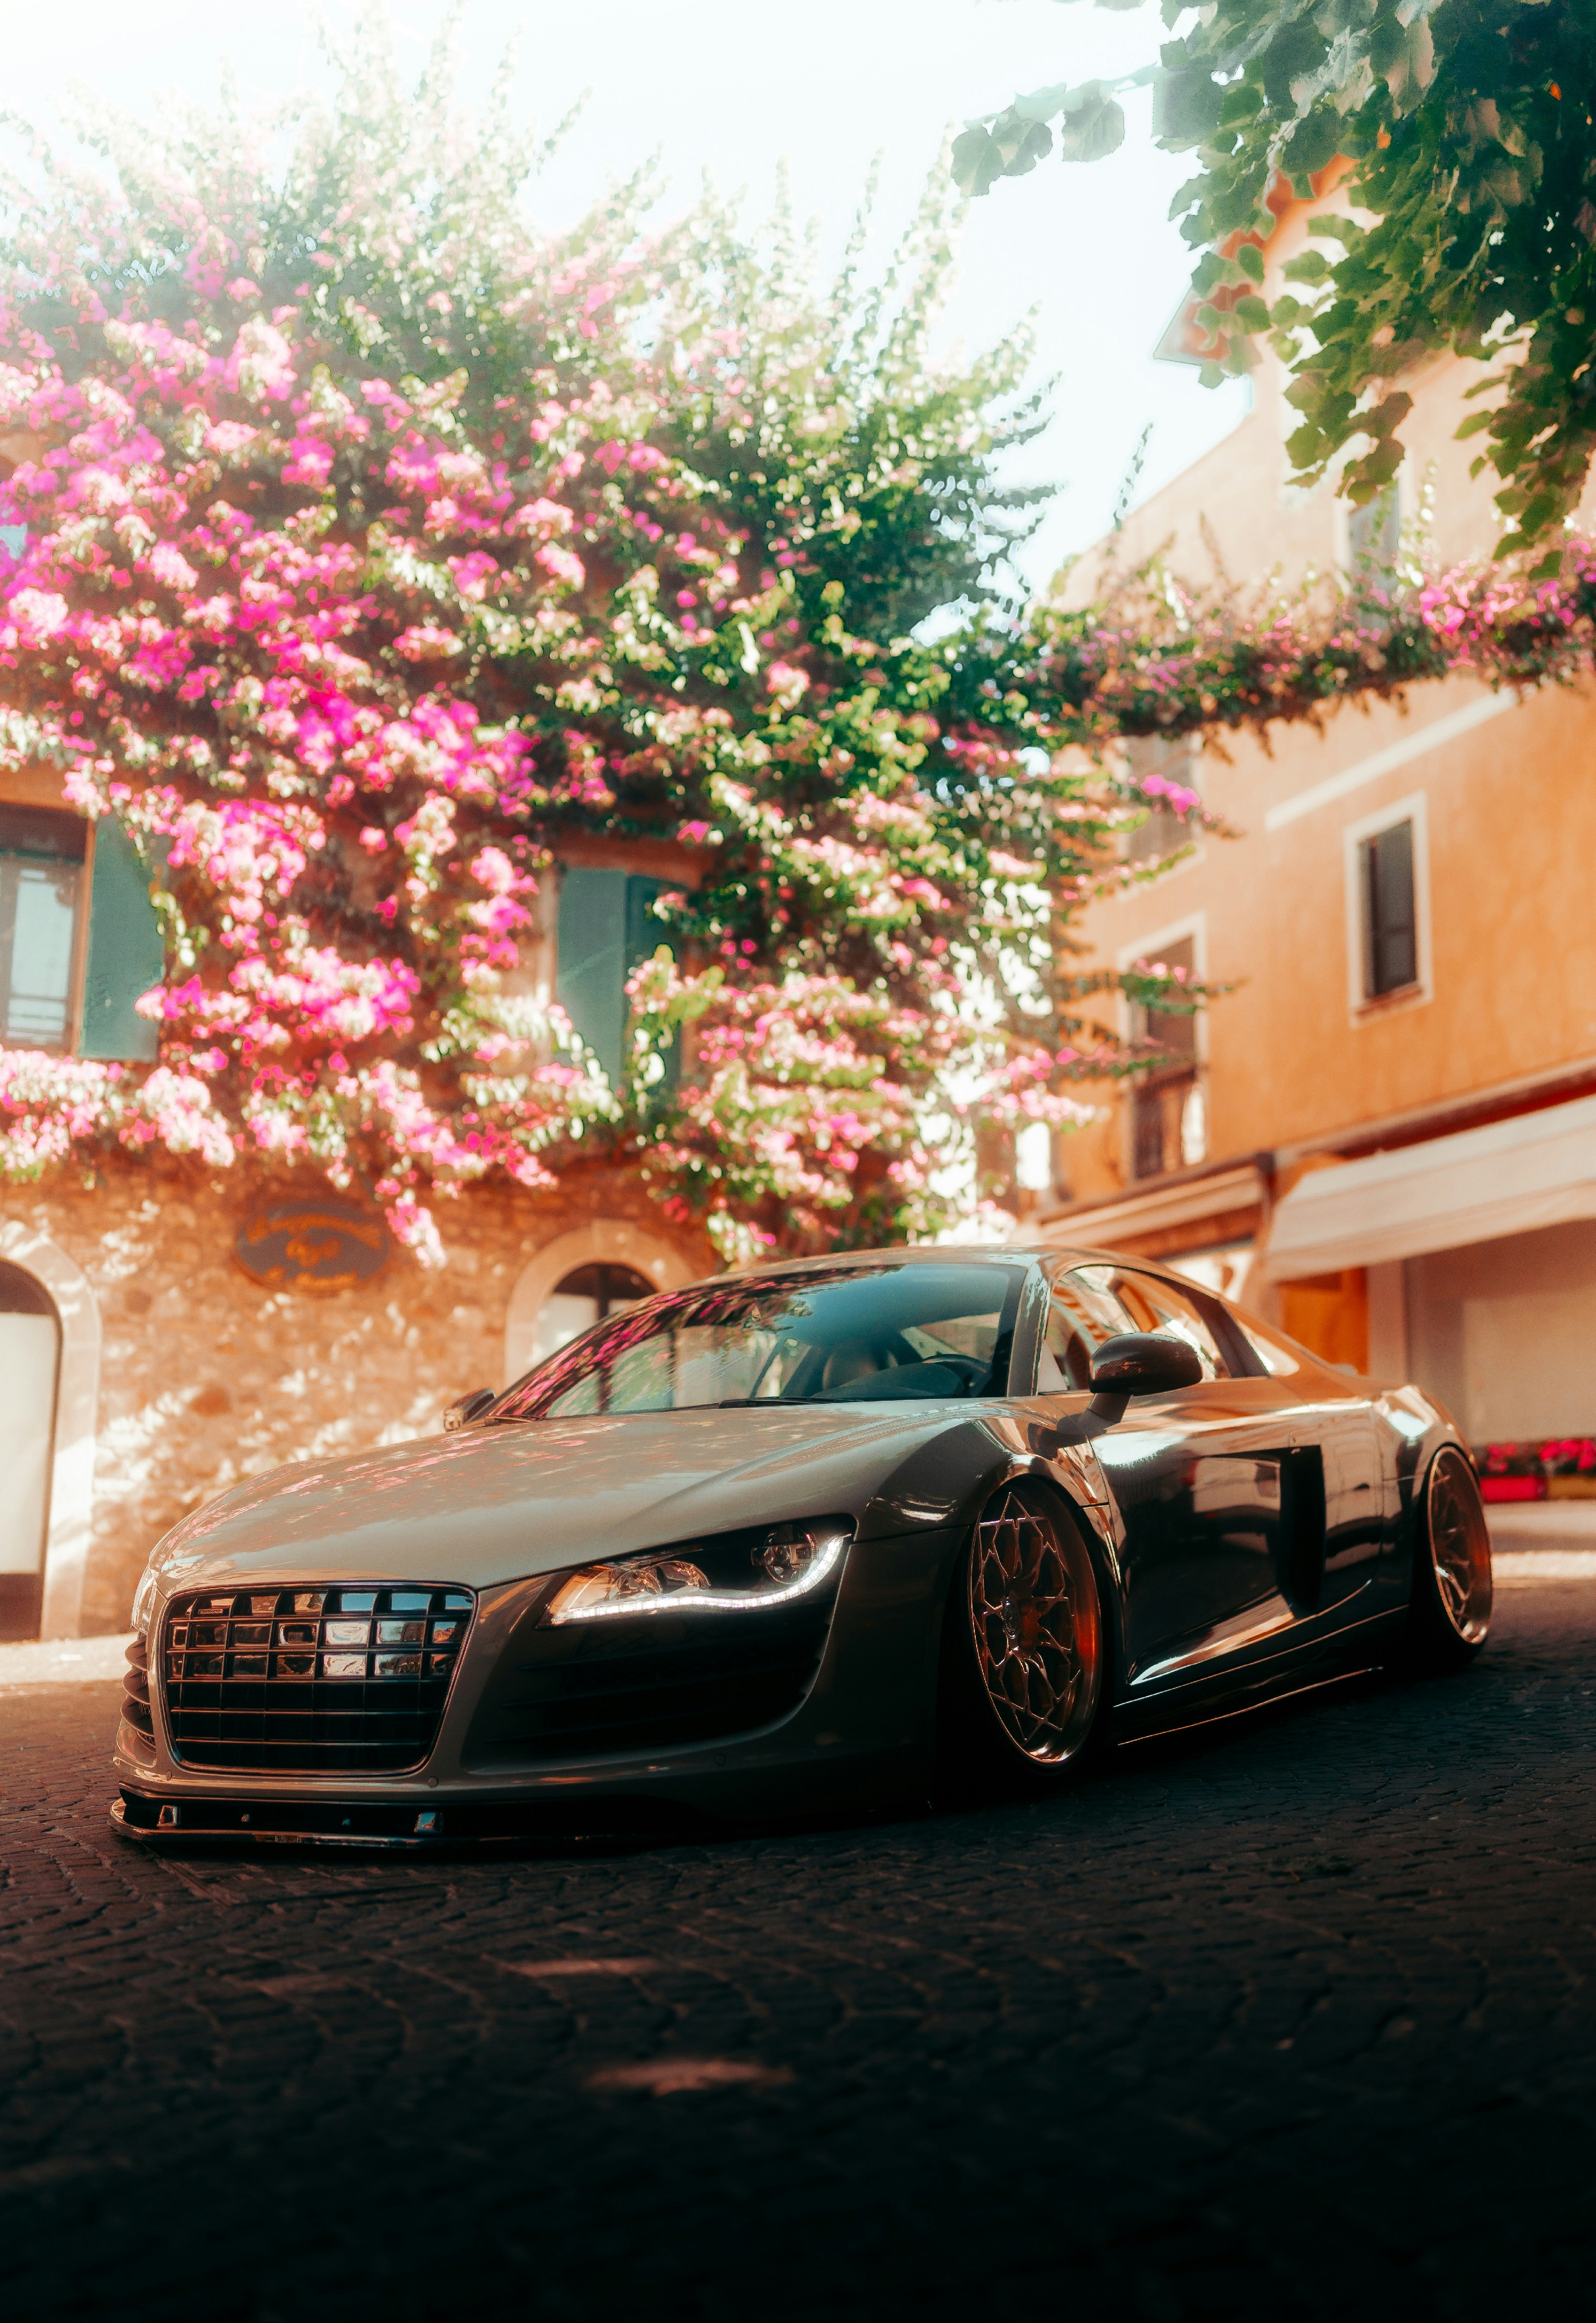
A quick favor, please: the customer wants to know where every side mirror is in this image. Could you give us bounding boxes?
[443,1388,496,1433]
[1088,1332,1203,1422]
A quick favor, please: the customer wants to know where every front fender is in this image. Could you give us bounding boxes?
[857,1409,1126,1724]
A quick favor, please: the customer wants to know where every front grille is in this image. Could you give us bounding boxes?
[161,1584,473,1773]
[464,1586,840,1767]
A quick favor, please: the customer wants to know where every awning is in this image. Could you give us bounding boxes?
[1025,1162,1267,1254]
[1265,1095,1596,1280]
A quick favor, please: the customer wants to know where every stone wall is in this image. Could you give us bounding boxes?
[1,1155,711,1635]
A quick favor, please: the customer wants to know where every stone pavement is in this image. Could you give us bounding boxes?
[3,1585,1595,2323]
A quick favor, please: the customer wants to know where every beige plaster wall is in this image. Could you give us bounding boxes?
[0,1158,710,1635]
[1055,188,1596,1211]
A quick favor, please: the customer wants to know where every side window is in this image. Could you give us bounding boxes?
[1110,1268,1230,1379]
[1041,1268,1137,1391]
[1233,1313,1304,1377]
[1050,1263,1230,1383]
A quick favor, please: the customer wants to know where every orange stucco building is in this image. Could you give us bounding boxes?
[1026,186,1596,1460]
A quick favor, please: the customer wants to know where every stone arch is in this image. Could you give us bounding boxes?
[0,1223,101,1637]
[503,1220,697,1387]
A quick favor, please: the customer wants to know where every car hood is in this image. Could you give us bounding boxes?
[145,1402,975,1597]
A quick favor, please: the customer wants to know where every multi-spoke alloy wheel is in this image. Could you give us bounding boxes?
[966,1486,1103,1766]
[1424,1447,1493,1649]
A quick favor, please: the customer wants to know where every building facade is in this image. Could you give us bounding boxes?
[1027,184,1596,1481]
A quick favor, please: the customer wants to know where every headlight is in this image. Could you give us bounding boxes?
[544,1520,850,1627]
[130,1563,158,1636]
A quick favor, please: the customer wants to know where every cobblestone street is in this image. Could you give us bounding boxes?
[4,1583,1594,2323]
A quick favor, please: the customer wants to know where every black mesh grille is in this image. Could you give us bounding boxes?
[465,1588,839,1766]
[161,1584,473,1772]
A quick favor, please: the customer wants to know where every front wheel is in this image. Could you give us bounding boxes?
[939,1479,1107,1795]
[1408,1446,1493,1669]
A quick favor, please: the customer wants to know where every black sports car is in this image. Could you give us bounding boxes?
[112,1244,1492,1847]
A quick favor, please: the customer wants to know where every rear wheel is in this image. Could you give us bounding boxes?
[939,1479,1107,1794]
[1408,1446,1493,1669]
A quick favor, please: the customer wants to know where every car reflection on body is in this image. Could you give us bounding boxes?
[112,1245,1492,1848]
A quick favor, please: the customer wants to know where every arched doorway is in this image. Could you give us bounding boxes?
[0,1259,61,1639]
[502,1222,698,1387]
[530,1260,656,1368]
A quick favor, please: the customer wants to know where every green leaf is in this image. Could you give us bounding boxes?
[952,115,1052,195]
[1283,250,1331,284]
[1235,241,1264,284]
[1363,390,1413,439]
[1454,410,1496,440]
[1260,19,1328,115]
[1370,11,1435,113]
[1355,435,1404,488]
[951,127,999,198]
[1059,89,1127,163]
[1286,100,1344,177]
[1233,294,1271,332]
[1153,68,1224,145]
[1013,82,1074,125]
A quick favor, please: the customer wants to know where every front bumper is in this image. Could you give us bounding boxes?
[112,1525,964,1843]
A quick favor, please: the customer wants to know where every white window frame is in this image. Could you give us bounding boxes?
[1342,788,1431,1023]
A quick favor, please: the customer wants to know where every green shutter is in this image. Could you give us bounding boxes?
[556,867,629,1083]
[625,875,678,1096]
[79,817,164,1062]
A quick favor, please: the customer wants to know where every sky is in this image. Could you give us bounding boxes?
[1,0,1250,595]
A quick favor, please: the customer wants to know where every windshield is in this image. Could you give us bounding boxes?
[490,1260,1026,1421]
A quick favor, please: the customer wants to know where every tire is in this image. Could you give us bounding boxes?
[938,1478,1108,1796]
[1408,1445,1493,1670]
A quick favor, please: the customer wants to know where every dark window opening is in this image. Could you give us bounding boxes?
[555,1262,656,1316]
[531,1261,658,1369]
[1360,820,1418,999]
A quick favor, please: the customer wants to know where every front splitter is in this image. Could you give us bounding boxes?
[109,1790,710,1853]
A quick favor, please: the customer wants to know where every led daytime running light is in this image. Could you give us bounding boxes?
[547,1528,848,1626]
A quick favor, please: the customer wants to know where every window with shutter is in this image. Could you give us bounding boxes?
[555,867,676,1088]
[1360,819,1418,998]
[1122,736,1199,868]
[0,806,86,1051]
[1128,933,1203,1180]
[79,816,165,1062]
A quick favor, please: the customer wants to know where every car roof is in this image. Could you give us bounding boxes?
[721,1242,1170,1282]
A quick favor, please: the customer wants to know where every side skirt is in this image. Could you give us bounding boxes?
[1107,1608,1408,1745]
